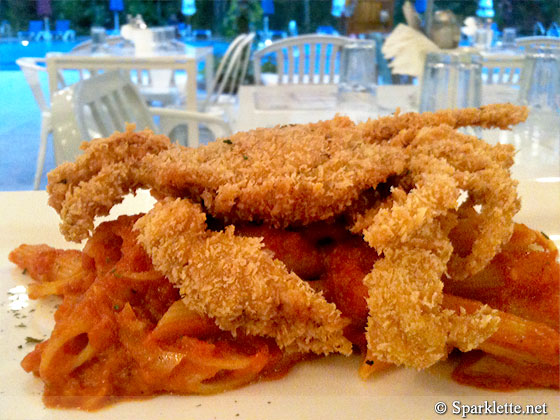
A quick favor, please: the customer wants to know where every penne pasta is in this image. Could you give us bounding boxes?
[443,294,560,367]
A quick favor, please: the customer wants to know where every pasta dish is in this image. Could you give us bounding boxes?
[9,104,559,410]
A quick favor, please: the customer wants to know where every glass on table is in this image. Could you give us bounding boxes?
[518,45,560,114]
[518,45,560,151]
[474,28,493,50]
[501,28,516,49]
[90,26,110,55]
[91,26,107,44]
[419,51,482,113]
[336,41,377,119]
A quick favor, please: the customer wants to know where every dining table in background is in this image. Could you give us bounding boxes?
[234,84,416,132]
[46,43,214,112]
[45,44,214,147]
[235,82,522,130]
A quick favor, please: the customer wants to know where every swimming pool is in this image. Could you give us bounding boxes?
[0,39,82,70]
[0,38,230,71]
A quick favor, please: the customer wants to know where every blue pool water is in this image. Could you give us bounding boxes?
[0,38,229,70]
[0,39,82,70]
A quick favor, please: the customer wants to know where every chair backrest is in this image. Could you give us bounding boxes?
[253,34,355,85]
[16,57,49,113]
[51,71,156,163]
[29,20,43,33]
[516,36,560,49]
[481,54,525,85]
[533,22,546,36]
[55,20,70,32]
[203,32,255,108]
[548,23,560,37]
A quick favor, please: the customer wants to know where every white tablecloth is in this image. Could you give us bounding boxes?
[235,84,416,132]
[234,83,524,132]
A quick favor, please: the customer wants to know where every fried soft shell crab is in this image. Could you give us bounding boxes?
[46,104,530,370]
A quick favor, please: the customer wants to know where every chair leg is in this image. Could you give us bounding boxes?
[34,114,51,190]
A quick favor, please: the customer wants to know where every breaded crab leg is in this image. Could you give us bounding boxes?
[363,212,500,369]
[47,125,170,242]
[352,126,517,368]
[359,103,528,145]
[351,125,520,280]
[134,198,353,356]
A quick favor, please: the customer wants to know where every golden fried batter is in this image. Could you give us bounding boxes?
[144,117,406,227]
[364,214,499,369]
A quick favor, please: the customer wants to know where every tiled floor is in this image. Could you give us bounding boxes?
[0,71,54,191]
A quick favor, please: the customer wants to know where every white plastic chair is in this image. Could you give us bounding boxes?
[50,71,231,164]
[201,32,255,110]
[253,34,355,85]
[50,45,182,108]
[516,36,560,49]
[16,57,52,190]
[167,33,254,127]
[46,53,214,143]
[481,53,525,85]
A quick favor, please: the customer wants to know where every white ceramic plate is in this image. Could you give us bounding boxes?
[0,187,558,420]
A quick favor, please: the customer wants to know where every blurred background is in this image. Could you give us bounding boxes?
[1,0,558,40]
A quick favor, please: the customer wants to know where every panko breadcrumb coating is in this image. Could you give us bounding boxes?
[144,116,407,227]
[46,104,528,369]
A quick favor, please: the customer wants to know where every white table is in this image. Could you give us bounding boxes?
[234,83,523,132]
[68,41,215,97]
[482,113,560,182]
[235,84,415,132]
[46,49,214,147]
[46,47,214,113]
